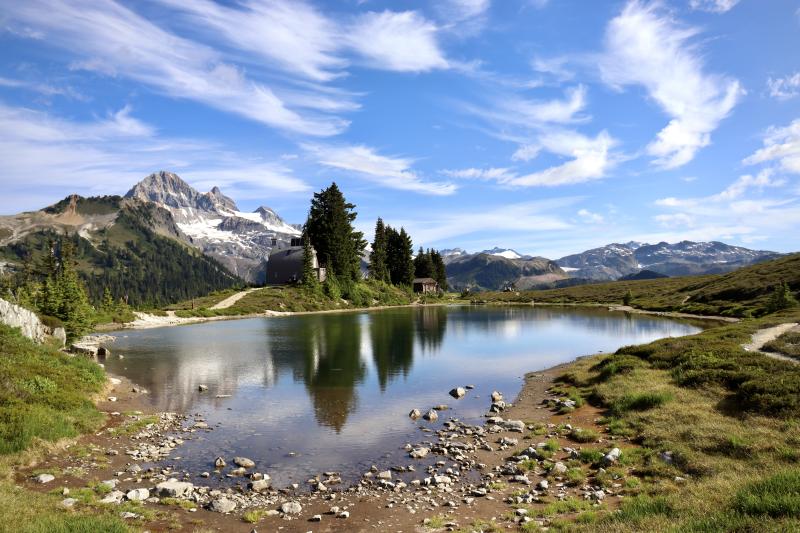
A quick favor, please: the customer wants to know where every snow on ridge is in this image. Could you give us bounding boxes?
[492,250,522,259]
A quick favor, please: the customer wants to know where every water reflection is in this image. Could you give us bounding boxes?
[104,306,703,484]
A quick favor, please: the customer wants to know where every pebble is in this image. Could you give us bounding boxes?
[281,501,302,515]
[33,474,54,484]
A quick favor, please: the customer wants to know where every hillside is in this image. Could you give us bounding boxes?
[477,253,800,317]
[445,252,566,291]
[0,195,241,307]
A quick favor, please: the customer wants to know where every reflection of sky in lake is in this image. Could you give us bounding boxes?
[104,306,702,487]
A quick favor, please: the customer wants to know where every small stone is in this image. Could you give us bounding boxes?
[234,457,255,469]
[99,491,125,504]
[538,480,549,490]
[107,397,117,402]
[449,387,466,399]
[250,478,271,492]
[377,470,392,481]
[281,501,302,515]
[491,391,503,402]
[198,385,208,392]
[423,409,438,422]
[604,448,621,465]
[338,510,350,519]
[552,462,568,474]
[126,488,149,501]
[33,474,54,484]
[310,514,322,522]
[120,512,139,519]
[156,480,194,498]
[214,456,226,468]
[409,409,421,420]
[61,498,76,508]
[409,447,430,459]
[209,498,236,514]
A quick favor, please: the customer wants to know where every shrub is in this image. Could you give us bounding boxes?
[611,391,673,416]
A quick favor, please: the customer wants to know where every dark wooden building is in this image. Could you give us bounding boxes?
[412,277,439,294]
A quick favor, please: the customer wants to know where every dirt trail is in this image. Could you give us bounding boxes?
[210,288,259,310]
[742,322,799,364]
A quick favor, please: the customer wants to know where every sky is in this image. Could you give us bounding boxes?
[1,0,799,259]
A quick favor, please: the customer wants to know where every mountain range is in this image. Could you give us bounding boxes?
[0,170,783,299]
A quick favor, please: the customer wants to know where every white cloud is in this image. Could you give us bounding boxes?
[743,119,800,174]
[0,76,88,101]
[507,130,619,187]
[304,143,456,195]
[439,0,491,21]
[464,85,589,132]
[511,144,542,162]
[1,0,350,136]
[441,167,515,181]
[767,73,800,100]
[577,209,604,223]
[654,213,695,228]
[0,102,309,212]
[347,11,449,72]
[689,0,740,13]
[600,1,742,168]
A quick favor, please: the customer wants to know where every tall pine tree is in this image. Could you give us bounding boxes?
[369,218,390,283]
[306,183,366,282]
[414,246,434,279]
[386,226,414,286]
[431,250,448,291]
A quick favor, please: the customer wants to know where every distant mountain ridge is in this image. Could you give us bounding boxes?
[556,240,780,281]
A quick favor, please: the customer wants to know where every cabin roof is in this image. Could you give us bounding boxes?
[413,277,438,284]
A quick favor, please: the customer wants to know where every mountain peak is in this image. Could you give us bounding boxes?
[481,247,526,260]
[125,170,199,208]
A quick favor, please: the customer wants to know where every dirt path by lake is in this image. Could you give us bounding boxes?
[742,322,799,364]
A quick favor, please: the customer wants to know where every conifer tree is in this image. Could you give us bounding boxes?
[306,183,366,282]
[431,250,448,291]
[301,227,319,289]
[414,246,434,279]
[386,226,414,286]
[369,218,390,283]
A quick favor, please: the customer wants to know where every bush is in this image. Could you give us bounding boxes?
[37,314,64,331]
[611,391,673,416]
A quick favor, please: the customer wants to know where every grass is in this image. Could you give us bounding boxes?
[569,427,600,443]
[0,325,106,454]
[169,280,414,318]
[610,390,674,416]
[763,329,800,360]
[733,470,800,518]
[472,253,800,318]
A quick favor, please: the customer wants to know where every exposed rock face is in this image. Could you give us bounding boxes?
[0,298,58,345]
[125,171,300,283]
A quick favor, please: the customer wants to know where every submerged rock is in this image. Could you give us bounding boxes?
[449,387,466,399]
[423,409,438,422]
[234,457,256,468]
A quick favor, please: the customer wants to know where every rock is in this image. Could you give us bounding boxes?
[409,409,421,420]
[99,491,125,504]
[491,391,503,402]
[433,404,449,411]
[198,385,208,392]
[538,480,549,490]
[552,462,568,474]
[119,512,139,520]
[234,457,255,468]
[214,456,226,468]
[51,327,67,347]
[310,514,322,522]
[433,475,452,485]
[0,298,51,343]
[33,474,54,484]
[591,490,606,501]
[193,421,209,429]
[338,510,350,519]
[315,481,327,492]
[409,447,430,459]
[423,409,438,422]
[377,470,392,481]
[155,480,194,498]
[449,387,466,399]
[501,419,525,433]
[109,377,122,385]
[281,501,302,515]
[660,451,674,464]
[126,488,149,501]
[250,479,271,492]
[209,498,236,514]
[604,448,621,465]
[107,396,117,402]
[229,467,247,476]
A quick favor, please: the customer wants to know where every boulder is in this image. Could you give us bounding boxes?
[423,409,438,422]
[552,462,568,474]
[33,473,54,484]
[408,409,421,420]
[409,447,430,459]
[491,391,503,402]
[604,448,621,465]
[250,479,271,493]
[99,491,125,504]
[214,456,226,468]
[156,480,194,498]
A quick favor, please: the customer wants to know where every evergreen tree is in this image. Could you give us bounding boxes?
[101,287,115,312]
[386,226,414,286]
[414,246,434,279]
[37,235,93,339]
[306,183,366,282]
[431,250,448,291]
[301,227,320,289]
[369,218,390,283]
[766,282,798,313]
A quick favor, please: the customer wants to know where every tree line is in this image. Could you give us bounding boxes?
[301,182,448,292]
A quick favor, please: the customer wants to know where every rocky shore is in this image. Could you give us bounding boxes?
[20,354,640,532]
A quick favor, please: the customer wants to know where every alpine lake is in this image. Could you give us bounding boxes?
[104,305,703,488]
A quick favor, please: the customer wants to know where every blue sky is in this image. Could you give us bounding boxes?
[1,0,799,258]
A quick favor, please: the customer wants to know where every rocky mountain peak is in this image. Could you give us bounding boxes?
[125,171,201,209]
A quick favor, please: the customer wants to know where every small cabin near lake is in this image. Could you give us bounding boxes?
[266,238,326,285]
[413,277,439,294]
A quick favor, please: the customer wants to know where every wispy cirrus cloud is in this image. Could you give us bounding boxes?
[0,102,309,212]
[689,0,740,13]
[743,119,800,175]
[600,1,742,168]
[303,143,456,195]
[767,73,800,100]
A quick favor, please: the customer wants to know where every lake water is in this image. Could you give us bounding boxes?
[105,306,701,487]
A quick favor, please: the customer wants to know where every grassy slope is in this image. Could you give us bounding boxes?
[168,281,416,318]
[0,325,131,532]
[538,313,800,530]
[477,253,800,318]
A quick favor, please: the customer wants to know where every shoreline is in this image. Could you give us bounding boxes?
[98,299,731,333]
